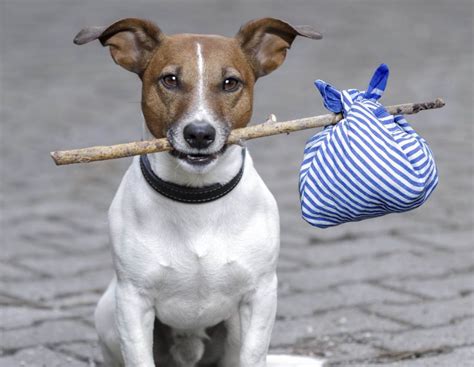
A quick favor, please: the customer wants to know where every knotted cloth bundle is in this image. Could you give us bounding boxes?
[299,64,438,228]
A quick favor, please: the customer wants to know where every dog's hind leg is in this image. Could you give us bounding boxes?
[95,276,124,366]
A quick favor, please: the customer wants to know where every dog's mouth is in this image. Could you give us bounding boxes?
[170,146,227,166]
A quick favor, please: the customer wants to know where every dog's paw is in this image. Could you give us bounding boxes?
[267,354,326,367]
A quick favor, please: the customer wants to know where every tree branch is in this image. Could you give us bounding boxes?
[51,98,445,166]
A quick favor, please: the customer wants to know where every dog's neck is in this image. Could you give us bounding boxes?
[143,124,244,188]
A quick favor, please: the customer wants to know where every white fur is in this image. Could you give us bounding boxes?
[195,42,210,122]
[267,355,325,366]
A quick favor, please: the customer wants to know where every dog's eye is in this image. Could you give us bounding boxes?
[222,77,240,92]
[161,74,179,89]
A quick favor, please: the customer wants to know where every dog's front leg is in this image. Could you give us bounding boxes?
[115,281,156,367]
[239,274,277,367]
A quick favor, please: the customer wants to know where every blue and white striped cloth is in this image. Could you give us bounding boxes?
[299,64,438,228]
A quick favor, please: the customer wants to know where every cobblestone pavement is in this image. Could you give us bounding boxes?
[1,0,473,366]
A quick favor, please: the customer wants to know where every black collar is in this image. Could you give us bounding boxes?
[140,149,246,204]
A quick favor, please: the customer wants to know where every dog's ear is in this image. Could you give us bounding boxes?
[74,18,163,75]
[236,18,322,78]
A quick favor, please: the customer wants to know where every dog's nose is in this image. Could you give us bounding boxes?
[183,122,216,149]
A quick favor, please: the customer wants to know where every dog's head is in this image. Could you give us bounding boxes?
[75,18,321,173]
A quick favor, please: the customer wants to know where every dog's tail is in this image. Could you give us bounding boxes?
[170,329,207,367]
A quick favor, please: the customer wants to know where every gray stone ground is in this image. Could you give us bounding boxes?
[0,0,473,366]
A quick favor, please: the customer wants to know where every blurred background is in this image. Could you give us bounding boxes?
[1,0,473,366]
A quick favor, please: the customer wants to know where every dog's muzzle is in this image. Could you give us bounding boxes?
[167,121,230,166]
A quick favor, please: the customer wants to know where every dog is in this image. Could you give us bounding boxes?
[74,17,322,367]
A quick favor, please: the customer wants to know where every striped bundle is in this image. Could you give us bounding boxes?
[299,64,438,228]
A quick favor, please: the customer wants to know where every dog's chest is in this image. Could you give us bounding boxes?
[110,159,280,329]
[115,207,275,329]
[157,242,253,329]
[138,228,260,329]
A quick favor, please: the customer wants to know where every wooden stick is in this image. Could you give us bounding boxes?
[51,98,445,166]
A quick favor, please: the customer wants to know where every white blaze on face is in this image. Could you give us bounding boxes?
[193,42,213,122]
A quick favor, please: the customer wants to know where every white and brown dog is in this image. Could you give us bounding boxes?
[74,17,324,367]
